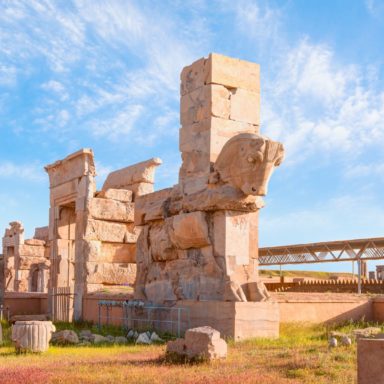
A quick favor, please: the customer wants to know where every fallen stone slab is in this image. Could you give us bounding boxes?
[51,330,79,345]
[92,334,108,344]
[353,327,382,339]
[166,326,227,361]
[136,332,151,345]
[115,336,128,344]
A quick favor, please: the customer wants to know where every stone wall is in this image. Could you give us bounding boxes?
[2,222,50,293]
[44,149,161,320]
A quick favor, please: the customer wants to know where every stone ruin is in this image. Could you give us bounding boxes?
[1,53,284,339]
[44,150,161,319]
[2,222,50,292]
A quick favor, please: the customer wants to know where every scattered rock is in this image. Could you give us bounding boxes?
[78,341,92,346]
[136,332,152,345]
[341,335,352,346]
[106,335,115,343]
[328,337,338,348]
[51,330,79,345]
[150,332,163,343]
[353,327,382,339]
[79,330,92,339]
[115,336,128,344]
[166,326,227,361]
[92,334,108,344]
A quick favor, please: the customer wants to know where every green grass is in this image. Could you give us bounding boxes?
[0,320,371,383]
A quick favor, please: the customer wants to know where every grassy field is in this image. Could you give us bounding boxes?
[0,320,370,384]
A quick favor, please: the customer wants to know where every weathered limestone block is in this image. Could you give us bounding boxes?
[12,321,56,353]
[34,226,49,242]
[169,212,211,249]
[96,188,133,202]
[167,326,227,361]
[134,188,173,225]
[50,179,78,205]
[17,244,46,258]
[18,256,47,269]
[180,84,230,126]
[45,149,95,188]
[358,338,384,384]
[86,262,136,285]
[85,219,137,243]
[180,185,264,213]
[89,198,134,223]
[24,239,45,246]
[230,88,260,126]
[102,158,162,191]
[51,330,79,345]
[180,53,260,96]
[86,240,136,263]
[149,222,177,261]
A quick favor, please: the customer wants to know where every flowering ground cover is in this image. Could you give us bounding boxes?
[0,321,370,384]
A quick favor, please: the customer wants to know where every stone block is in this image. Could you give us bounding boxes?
[169,212,211,249]
[209,53,260,92]
[134,188,173,225]
[86,241,136,263]
[45,149,95,188]
[24,238,46,246]
[180,54,260,96]
[213,210,252,270]
[149,223,177,261]
[17,244,46,258]
[85,219,136,243]
[102,158,162,191]
[230,88,260,125]
[34,226,49,242]
[167,326,227,361]
[97,188,133,202]
[358,338,384,384]
[50,179,78,205]
[89,198,134,223]
[180,56,208,96]
[177,300,279,340]
[180,84,230,126]
[86,262,136,285]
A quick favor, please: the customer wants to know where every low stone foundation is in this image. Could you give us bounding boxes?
[176,300,279,340]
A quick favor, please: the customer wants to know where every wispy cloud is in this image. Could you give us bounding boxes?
[0,162,45,182]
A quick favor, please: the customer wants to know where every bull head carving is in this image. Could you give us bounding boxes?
[214,133,284,196]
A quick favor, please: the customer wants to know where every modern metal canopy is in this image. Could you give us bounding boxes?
[259,237,384,266]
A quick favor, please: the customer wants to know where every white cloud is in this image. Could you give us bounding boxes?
[90,104,144,141]
[0,162,45,182]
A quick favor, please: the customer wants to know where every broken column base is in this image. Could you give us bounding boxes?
[175,300,280,340]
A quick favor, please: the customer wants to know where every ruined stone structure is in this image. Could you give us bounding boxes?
[2,222,50,293]
[134,54,284,305]
[44,149,160,320]
[1,53,285,338]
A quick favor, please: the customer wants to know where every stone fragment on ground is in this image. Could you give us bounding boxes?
[106,335,115,343]
[150,332,163,343]
[115,336,128,344]
[328,337,338,348]
[166,326,227,361]
[341,335,352,346]
[92,334,108,344]
[51,330,79,345]
[136,332,151,344]
[13,321,56,353]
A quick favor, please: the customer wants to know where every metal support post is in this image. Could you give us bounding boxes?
[357,259,362,294]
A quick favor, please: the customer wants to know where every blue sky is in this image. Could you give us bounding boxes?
[1,0,384,273]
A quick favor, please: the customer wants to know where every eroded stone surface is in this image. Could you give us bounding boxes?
[166,326,227,361]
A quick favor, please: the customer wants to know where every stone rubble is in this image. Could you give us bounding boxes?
[51,330,79,345]
[166,326,227,361]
